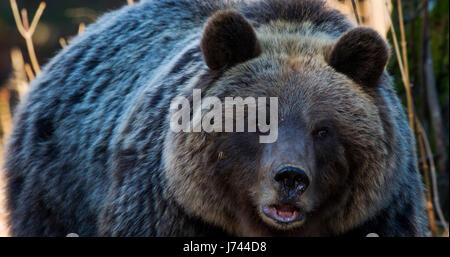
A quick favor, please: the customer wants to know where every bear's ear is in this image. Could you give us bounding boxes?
[200,10,261,70]
[327,27,390,88]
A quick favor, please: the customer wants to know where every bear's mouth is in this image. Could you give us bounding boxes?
[262,204,305,225]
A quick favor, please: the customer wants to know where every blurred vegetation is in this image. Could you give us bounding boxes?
[0,0,125,85]
[388,0,449,228]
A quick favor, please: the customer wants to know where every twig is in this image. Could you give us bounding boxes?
[59,23,86,49]
[416,119,449,234]
[24,63,35,81]
[383,0,447,236]
[78,23,85,35]
[10,0,46,75]
[9,48,29,107]
[59,38,67,49]
[385,0,415,133]
[0,88,13,143]
[416,119,437,236]
[21,9,29,31]
[350,0,361,25]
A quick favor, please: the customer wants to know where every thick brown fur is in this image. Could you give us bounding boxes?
[327,27,390,88]
[4,0,428,236]
[200,10,261,70]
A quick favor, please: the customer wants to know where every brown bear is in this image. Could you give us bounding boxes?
[4,0,428,236]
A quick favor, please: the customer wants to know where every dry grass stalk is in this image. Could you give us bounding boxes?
[380,0,449,236]
[416,120,449,235]
[78,23,86,35]
[385,0,415,133]
[10,48,30,105]
[24,63,34,82]
[395,0,448,236]
[59,23,86,49]
[127,0,134,6]
[0,89,13,145]
[350,0,361,25]
[416,119,437,236]
[10,0,46,75]
[59,38,67,48]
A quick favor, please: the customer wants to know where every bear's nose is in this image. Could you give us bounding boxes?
[274,166,309,193]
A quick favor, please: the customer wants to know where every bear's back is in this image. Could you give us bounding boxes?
[4,0,226,236]
[4,0,357,236]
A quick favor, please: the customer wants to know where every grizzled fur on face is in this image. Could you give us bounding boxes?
[4,0,428,236]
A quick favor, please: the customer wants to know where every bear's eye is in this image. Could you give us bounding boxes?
[314,128,328,138]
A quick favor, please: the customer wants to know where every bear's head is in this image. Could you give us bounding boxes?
[164,10,392,236]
